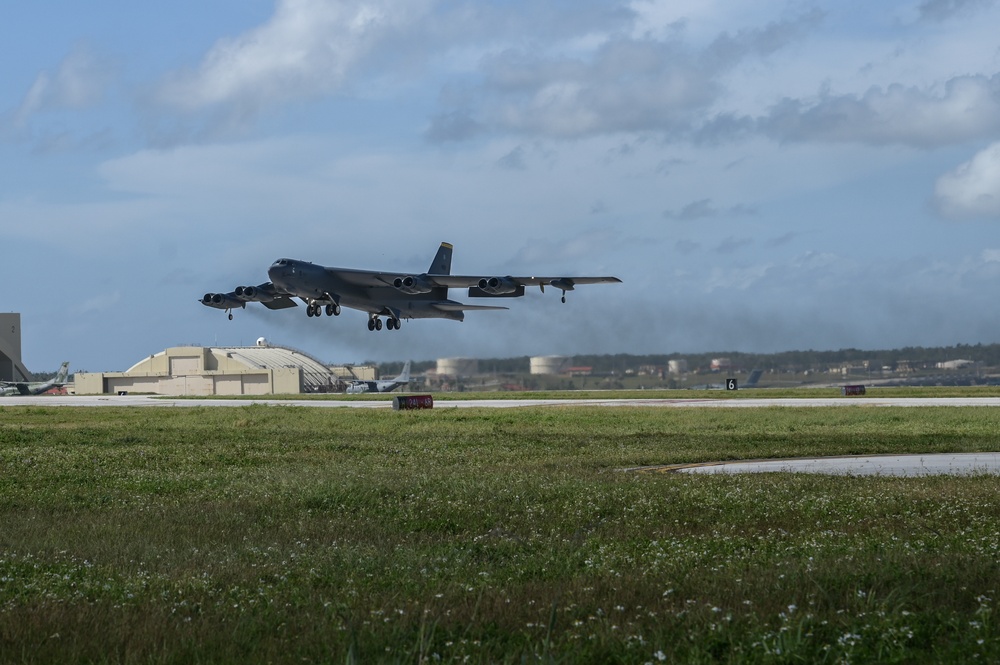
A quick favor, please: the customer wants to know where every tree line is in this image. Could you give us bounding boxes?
[375,343,1000,376]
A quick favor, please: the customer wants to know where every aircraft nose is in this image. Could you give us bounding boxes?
[267,261,286,281]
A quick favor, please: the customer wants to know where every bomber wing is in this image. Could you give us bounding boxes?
[323,267,405,288]
[201,280,296,318]
[432,301,508,312]
[430,275,621,300]
[429,275,621,288]
[324,268,621,291]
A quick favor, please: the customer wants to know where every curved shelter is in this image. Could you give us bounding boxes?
[75,345,338,396]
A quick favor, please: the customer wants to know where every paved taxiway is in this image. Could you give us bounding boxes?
[5,395,1000,408]
[636,453,1000,476]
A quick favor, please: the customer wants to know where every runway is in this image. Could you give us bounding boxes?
[4,395,1000,408]
[636,453,1000,477]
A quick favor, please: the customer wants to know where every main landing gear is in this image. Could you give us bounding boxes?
[302,302,399,331]
[305,302,341,318]
[367,316,400,332]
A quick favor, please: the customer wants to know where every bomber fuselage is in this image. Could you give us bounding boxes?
[267,258,463,321]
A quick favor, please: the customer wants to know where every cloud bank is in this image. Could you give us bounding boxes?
[935,141,1000,218]
[156,0,431,113]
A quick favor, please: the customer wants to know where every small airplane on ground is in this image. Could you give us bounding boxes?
[201,242,621,330]
[345,361,411,394]
[0,362,71,396]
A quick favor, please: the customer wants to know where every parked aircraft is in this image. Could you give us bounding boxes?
[345,361,411,394]
[201,242,621,330]
[0,362,70,396]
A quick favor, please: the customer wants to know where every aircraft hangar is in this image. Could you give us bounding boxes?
[74,343,339,396]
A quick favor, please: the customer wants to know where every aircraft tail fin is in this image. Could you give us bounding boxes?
[55,362,70,384]
[394,360,411,384]
[428,242,453,275]
[745,368,763,388]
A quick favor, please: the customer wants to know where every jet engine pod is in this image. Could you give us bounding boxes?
[201,293,243,309]
[236,285,257,298]
[392,275,434,295]
[548,278,576,292]
[477,276,518,295]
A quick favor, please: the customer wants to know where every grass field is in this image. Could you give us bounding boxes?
[2,403,999,663]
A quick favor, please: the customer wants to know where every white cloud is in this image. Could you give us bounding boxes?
[11,45,110,127]
[428,9,823,141]
[156,0,431,112]
[934,141,1000,219]
[759,75,1000,147]
[73,291,122,316]
[916,0,996,23]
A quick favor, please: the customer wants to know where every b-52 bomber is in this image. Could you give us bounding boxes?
[201,242,621,331]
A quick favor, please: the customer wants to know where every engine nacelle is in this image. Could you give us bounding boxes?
[549,278,575,292]
[392,275,434,295]
[201,293,243,309]
[477,276,519,295]
[235,283,286,303]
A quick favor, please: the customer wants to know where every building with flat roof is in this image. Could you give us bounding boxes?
[75,345,339,396]
[0,313,31,382]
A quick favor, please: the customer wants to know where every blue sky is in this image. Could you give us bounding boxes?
[4,0,1000,373]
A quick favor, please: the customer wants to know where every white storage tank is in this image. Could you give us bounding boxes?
[668,359,688,375]
[437,357,479,377]
[530,355,571,375]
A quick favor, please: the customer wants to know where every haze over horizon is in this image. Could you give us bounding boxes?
[4,1,1000,373]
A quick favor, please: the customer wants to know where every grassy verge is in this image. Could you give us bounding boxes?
[1,405,999,663]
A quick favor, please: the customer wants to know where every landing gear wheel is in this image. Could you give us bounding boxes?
[325,304,335,316]
[561,294,566,303]
[367,318,376,331]
[375,318,383,331]
[228,313,233,321]
[306,306,314,317]
[334,304,341,316]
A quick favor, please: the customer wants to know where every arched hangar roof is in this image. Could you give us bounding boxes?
[215,345,334,389]
[125,344,336,392]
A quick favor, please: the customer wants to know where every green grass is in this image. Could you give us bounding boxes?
[2,405,1000,663]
